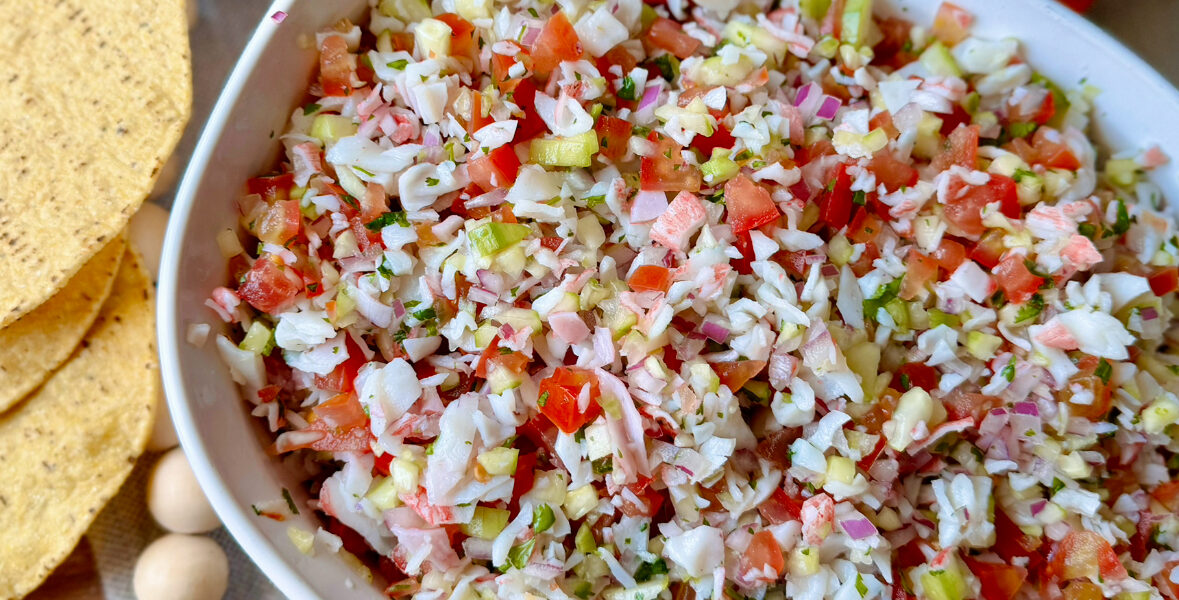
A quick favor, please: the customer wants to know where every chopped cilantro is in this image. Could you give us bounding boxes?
[856,574,868,597]
[1015,293,1045,324]
[538,391,550,407]
[591,456,613,474]
[412,307,437,321]
[899,373,912,391]
[1013,168,1036,183]
[282,487,300,515]
[583,194,606,208]
[1078,222,1099,239]
[1108,199,1131,237]
[852,190,867,205]
[1002,356,1016,382]
[1007,122,1039,139]
[505,538,535,570]
[425,177,440,187]
[617,76,638,101]
[634,559,669,583]
[1095,358,1112,384]
[387,59,409,70]
[365,211,409,231]
[652,54,680,81]
[1051,477,1065,495]
[302,103,321,115]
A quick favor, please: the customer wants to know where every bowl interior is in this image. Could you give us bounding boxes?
[159,1,1179,598]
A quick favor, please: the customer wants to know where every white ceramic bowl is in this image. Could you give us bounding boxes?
[159,1,1179,598]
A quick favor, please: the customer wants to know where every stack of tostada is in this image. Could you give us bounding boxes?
[0,0,191,597]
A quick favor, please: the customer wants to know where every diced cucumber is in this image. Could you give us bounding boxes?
[564,484,599,520]
[701,148,739,184]
[575,522,597,553]
[598,297,637,339]
[825,456,855,485]
[532,504,555,533]
[1142,396,1179,435]
[494,307,543,335]
[469,222,531,256]
[921,563,969,600]
[800,0,832,20]
[840,0,873,47]
[579,279,611,311]
[965,331,1002,360]
[379,0,432,22]
[602,576,669,600]
[455,0,492,21]
[689,362,720,396]
[488,364,524,393]
[474,322,499,349]
[920,41,962,77]
[1105,158,1141,188]
[477,447,519,475]
[530,131,600,168]
[845,342,880,400]
[239,321,275,355]
[532,288,581,318]
[530,471,569,506]
[461,506,511,539]
[789,547,819,576]
[722,21,787,65]
[309,114,358,145]
[390,456,420,494]
[692,55,754,87]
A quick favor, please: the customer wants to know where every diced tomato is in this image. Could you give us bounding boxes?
[629,265,673,293]
[713,360,767,392]
[1149,267,1179,296]
[873,17,917,68]
[970,230,1007,269]
[618,482,665,518]
[510,452,538,512]
[258,199,302,246]
[596,45,640,78]
[247,173,295,202]
[930,2,973,45]
[931,124,980,173]
[731,232,755,275]
[315,337,368,393]
[897,362,939,392]
[849,241,879,277]
[860,388,900,434]
[491,41,528,88]
[1155,561,1179,600]
[932,238,967,272]
[510,79,547,142]
[818,163,854,229]
[1061,581,1103,600]
[941,390,999,421]
[537,367,602,434]
[741,530,784,581]
[794,139,835,167]
[1033,127,1081,170]
[1050,530,1127,582]
[433,14,478,62]
[467,92,494,134]
[725,174,779,234]
[1060,356,1113,420]
[869,111,900,139]
[900,249,938,300]
[374,451,394,476]
[867,149,918,192]
[690,124,736,156]
[313,393,368,431]
[319,35,354,96]
[1058,0,1095,12]
[595,115,633,162]
[1032,90,1057,126]
[303,418,370,452]
[467,145,521,192]
[238,256,303,313]
[847,210,884,245]
[539,236,563,252]
[645,17,700,59]
[640,133,702,192]
[530,12,583,79]
[992,255,1044,303]
[1152,481,1179,512]
[943,173,1016,240]
[962,556,1027,600]
[758,487,804,524]
[755,427,802,468]
[993,508,1044,569]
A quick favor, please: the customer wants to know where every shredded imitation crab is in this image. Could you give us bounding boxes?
[210,0,1179,598]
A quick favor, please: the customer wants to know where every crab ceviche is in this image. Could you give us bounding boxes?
[206,0,1179,597]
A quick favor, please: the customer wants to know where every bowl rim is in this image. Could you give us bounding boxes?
[157,1,1179,598]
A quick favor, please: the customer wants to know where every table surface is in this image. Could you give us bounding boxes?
[33,1,1179,598]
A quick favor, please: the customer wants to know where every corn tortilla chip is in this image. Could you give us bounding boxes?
[0,0,191,327]
[0,236,125,414]
[0,250,157,599]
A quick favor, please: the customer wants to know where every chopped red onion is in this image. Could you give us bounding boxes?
[476,269,505,294]
[816,96,842,120]
[839,517,878,540]
[1142,306,1159,320]
[423,131,442,147]
[392,299,406,319]
[700,321,730,343]
[1031,500,1047,516]
[638,82,664,113]
[498,323,516,338]
[521,25,541,47]
[794,82,818,108]
[1013,401,1039,416]
[468,286,499,305]
[271,10,288,23]
[465,188,508,209]
[821,264,839,278]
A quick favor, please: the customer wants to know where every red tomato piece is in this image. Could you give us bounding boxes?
[511,79,548,142]
[510,452,538,512]
[433,14,478,62]
[646,17,701,59]
[1051,530,1127,583]
[930,2,974,45]
[1149,267,1179,296]
[247,173,295,202]
[993,255,1044,303]
[629,265,673,293]
[962,556,1028,600]
[595,115,633,162]
[758,487,804,524]
[538,367,602,434]
[313,393,368,431]
[942,390,1000,421]
[713,360,767,392]
[900,249,938,300]
[238,256,303,314]
[932,124,980,173]
[818,164,854,229]
[1033,127,1082,170]
[314,337,368,393]
[467,92,494,134]
[943,173,1016,240]
[1058,0,1095,13]
[690,124,736,156]
[932,238,967,272]
[725,174,780,234]
[319,35,354,96]
[640,133,702,192]
[741,531,784,581]
[970,230,1006,269]
[619,482,665,517]
[258,199,302,246]
[467,145,521,192]
[897,362,939,391]
[530,12,583,79]
[847,209,884,245]
[867,149,918,192]
[1033,90,1057,125]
